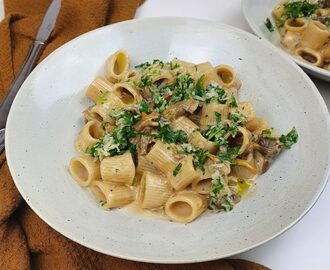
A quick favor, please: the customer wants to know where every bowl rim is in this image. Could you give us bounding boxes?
[241,0,330,81]
[5,17,330,263]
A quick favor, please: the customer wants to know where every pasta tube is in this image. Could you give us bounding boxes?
[167,155,200,191]
[138,172,173,209]
[237,101,256,122]
[105,50,130,83]
[200,103,229,127]
[245,117,269,134]
[171,116,217,153]
[90,181,134,208]
[281,31,300,52]
[301,21,330,50]
[149,69,175,87]
[215,64,241,93]
[237,127,251,155]
[85,77,113,102]
[316,8,330,16]
[165,192,207,223]
[145,140,178,174]
[192,176,212,195]
[75,120,104,153]
[113,82,142,105]
[295,47,324,67]
[69,156,100,186]
[136,156,163,176]
[284,18,307,32]
[322,43,330,64]
[100,152,135,185]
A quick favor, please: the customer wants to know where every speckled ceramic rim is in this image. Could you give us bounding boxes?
[241,0,330,82]
[5,17,330,263]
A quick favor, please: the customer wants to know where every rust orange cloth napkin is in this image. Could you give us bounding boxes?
[0,1,270,269]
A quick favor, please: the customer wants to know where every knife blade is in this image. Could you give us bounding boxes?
[0,0,61,154]
[36,0,61,43]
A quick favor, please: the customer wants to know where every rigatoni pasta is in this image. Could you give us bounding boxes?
[68,50,298,223]
[266,0,330,71]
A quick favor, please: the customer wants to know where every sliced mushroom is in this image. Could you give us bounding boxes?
[320,0,330,8]
[135,112,159,131]
[251,135,284,173]
[138,127,157,156]
[316,15,330,25]
[163,98,199,118]
[253,135,283,157]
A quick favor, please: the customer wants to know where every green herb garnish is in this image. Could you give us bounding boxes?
[173,163,183,176]
[96,91,110,105]
[279,127,298,149]
[229,112,246,136]
[215,112,222,124]
[276,1,318,27]
[139,99,149,113]
[192,148,209,174]
[261,128,274,138]
[135,61,151,69]
[265,17,275,32]
[228,95,238,107]
[157,123,188,144]
[217,146,240,164]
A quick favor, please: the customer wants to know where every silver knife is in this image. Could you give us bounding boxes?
[0,0,61,155]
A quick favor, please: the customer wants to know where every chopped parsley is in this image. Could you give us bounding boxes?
[99,200,106,207]
[139,75,153,87]
[180,144,209,174]
[279,127,298,149]
[228,95,238,108]
[135,61,151,69]
[192,148,209,174]
[261,128,275,138]
[139,99,149,113]
[217,146,239,164]
[209,172,224,209]
[215,112,222,124]
[202,123,228,147]
[222,197,234,212]
[209,171,234,211]
[96,91,110,105]
[265,17,275,32]
[276,0,319,27]
[173,163,183,176]
[157,123,188,144]
[86,110,140,159]
[228,112,247,136]
[169,61,180,70]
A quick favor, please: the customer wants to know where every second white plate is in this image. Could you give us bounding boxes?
[242,0,330,82]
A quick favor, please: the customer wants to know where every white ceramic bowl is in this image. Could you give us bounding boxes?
[5,18,330,263]
[241,0,330,82]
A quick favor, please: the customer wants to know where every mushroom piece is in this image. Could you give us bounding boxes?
[320,0,330,8]
[83,106,103,123]
[137,127,157,156]
[316,15,330,25]
[163,98,199,118]
[251,135,284,173]
[135,111,159,131]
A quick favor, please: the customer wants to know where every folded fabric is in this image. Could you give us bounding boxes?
[0,1,270,269]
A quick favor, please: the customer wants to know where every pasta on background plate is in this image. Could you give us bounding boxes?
[69,50,298,223]
[265,0,330,70]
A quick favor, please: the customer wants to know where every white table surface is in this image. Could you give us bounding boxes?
[1,1,329,269]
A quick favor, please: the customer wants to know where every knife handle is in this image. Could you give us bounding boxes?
[0,40,45,130]
[0,128,5,155]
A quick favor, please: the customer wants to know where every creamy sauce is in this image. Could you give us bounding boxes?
[123,200,169,220]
